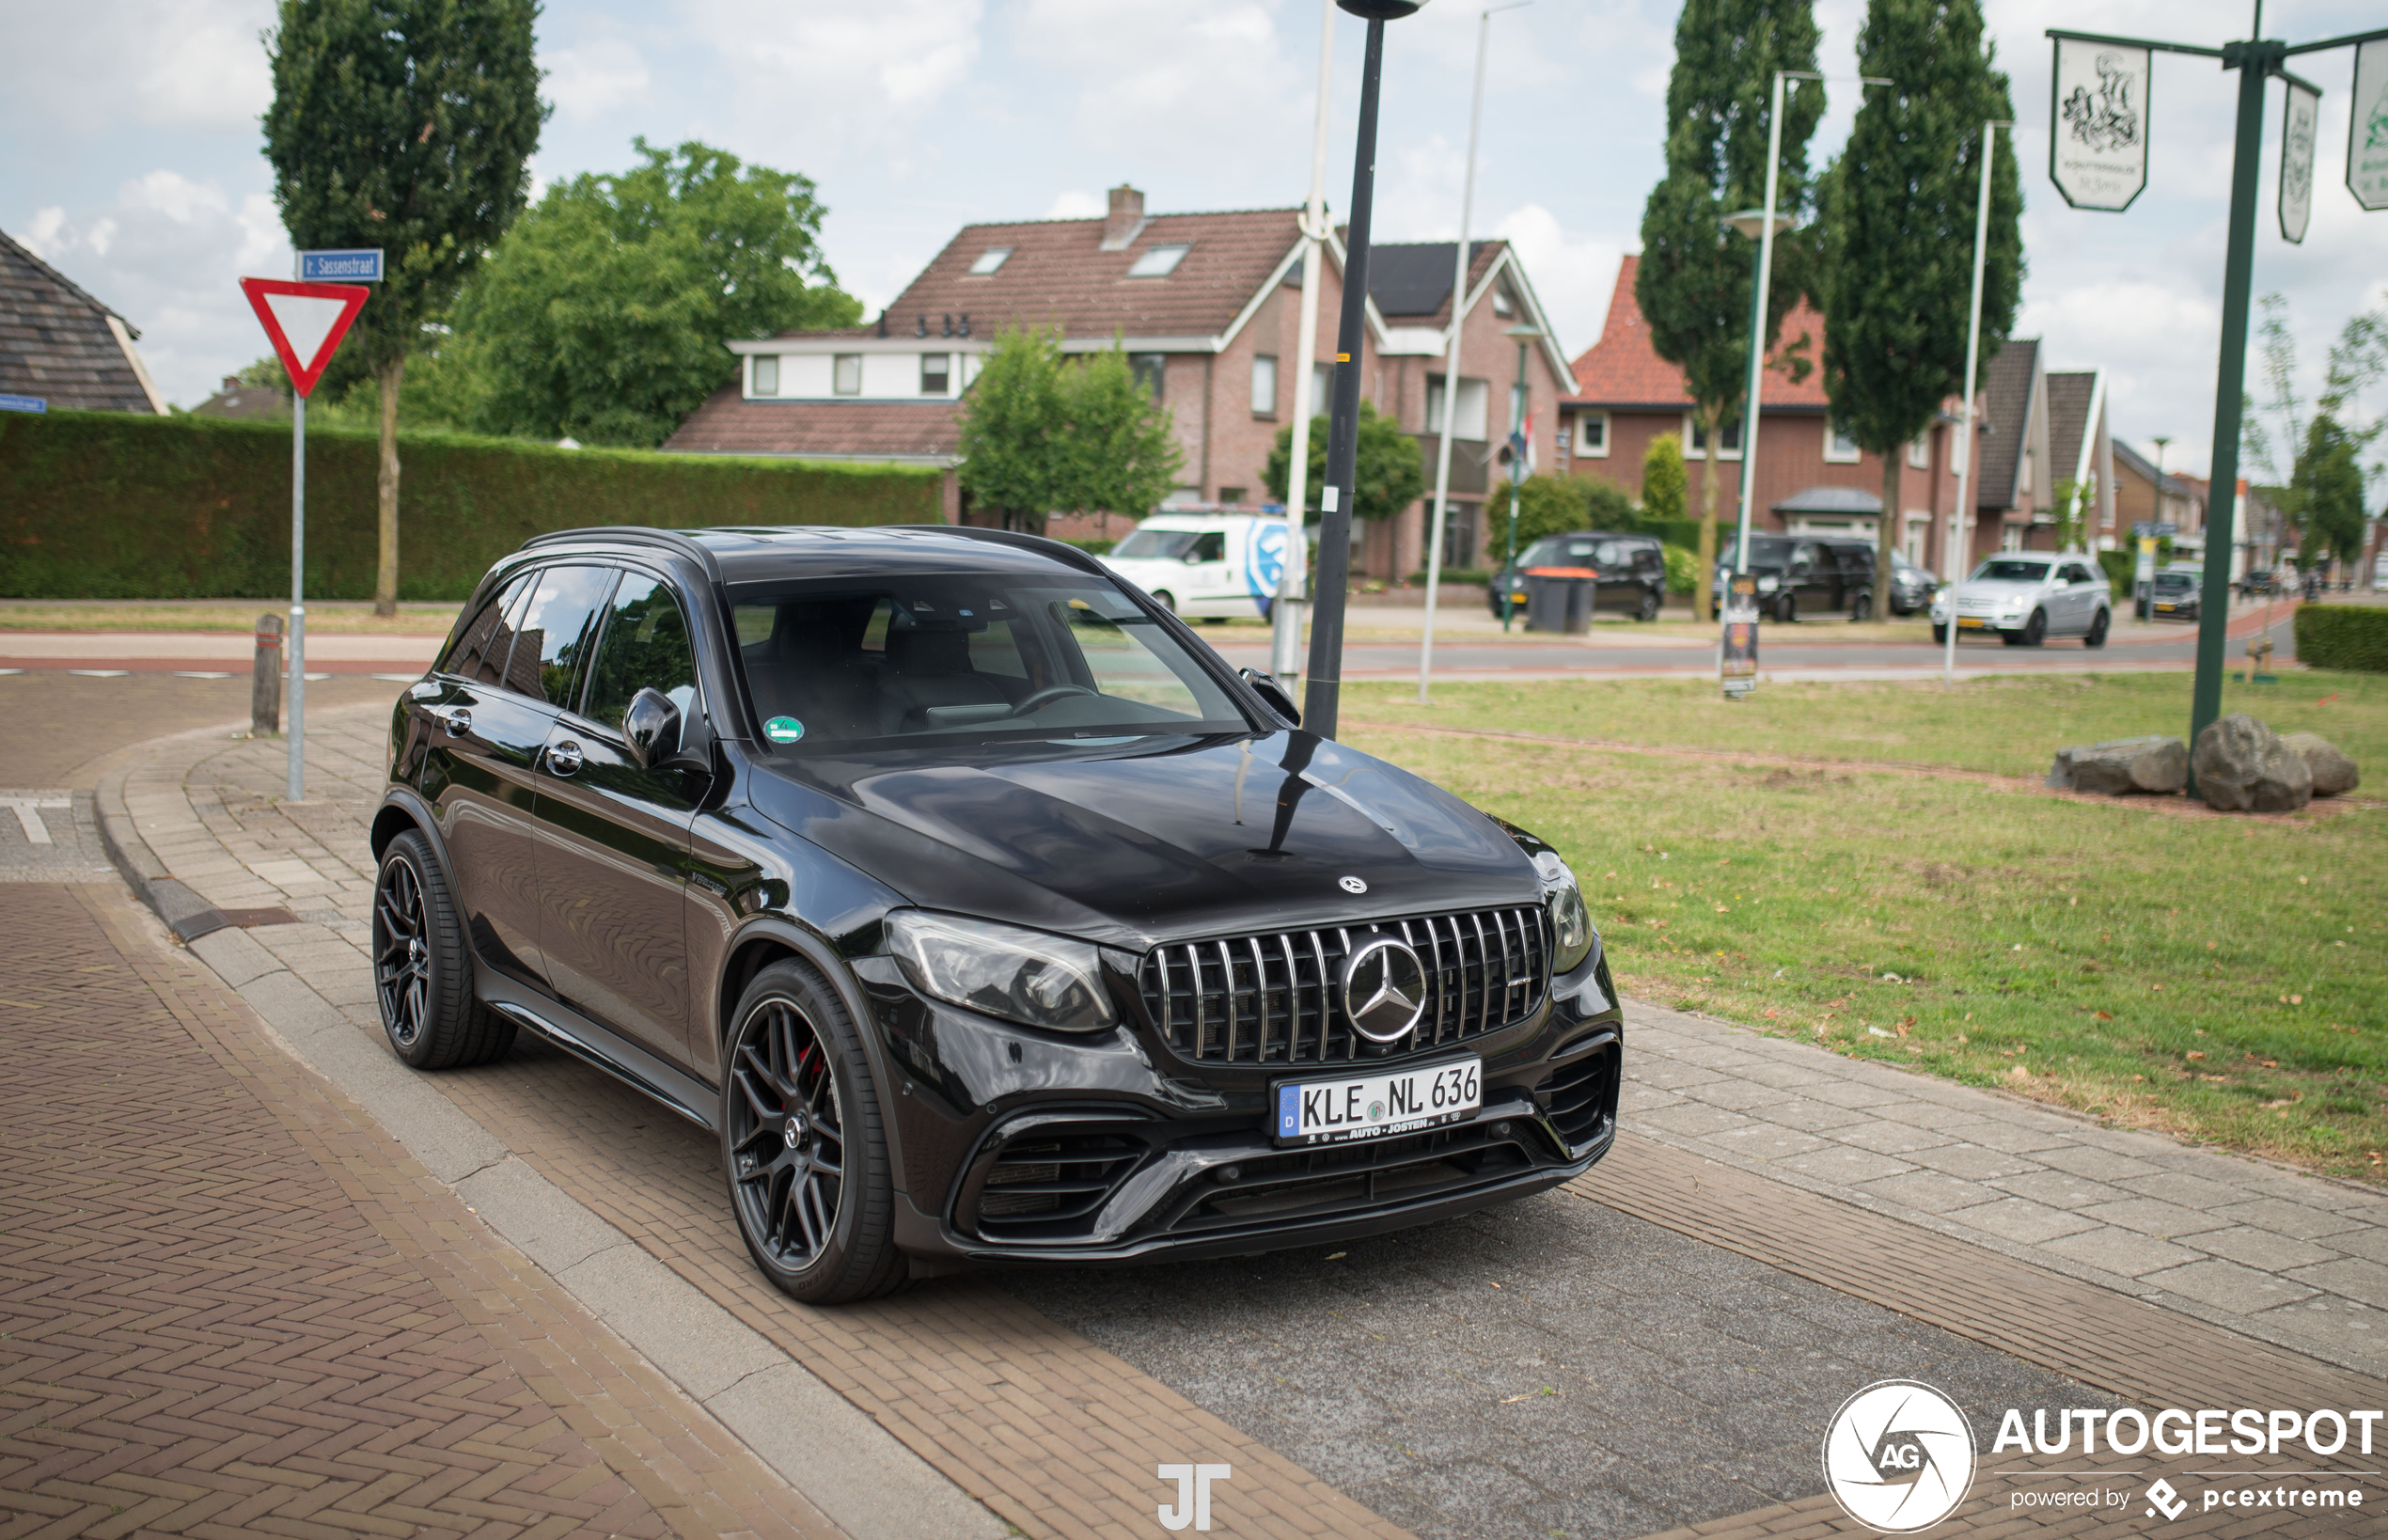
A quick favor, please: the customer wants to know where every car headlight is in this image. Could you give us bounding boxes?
[885,910,1115,1031]
[1757,575,1779,592]
[1531,851,1595,975]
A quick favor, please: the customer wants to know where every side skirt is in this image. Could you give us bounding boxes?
[479,968,719,1133]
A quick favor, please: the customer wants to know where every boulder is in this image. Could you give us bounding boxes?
[2192,714,2313,811]
[2281,731,2360,796]
[2047,735,2189,794]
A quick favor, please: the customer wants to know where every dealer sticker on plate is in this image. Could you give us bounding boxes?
[1273,1058,1482,1146]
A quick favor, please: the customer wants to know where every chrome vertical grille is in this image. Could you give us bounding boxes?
[1138,906,1547,1066]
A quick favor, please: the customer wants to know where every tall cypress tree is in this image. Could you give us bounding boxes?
[1817,0,2020,615]
[1637,0,1824,619]
[265,0,544,615]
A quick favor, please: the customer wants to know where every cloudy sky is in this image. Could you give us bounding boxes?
[5,0,2382,479]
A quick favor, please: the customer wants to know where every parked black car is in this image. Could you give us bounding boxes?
[2150,569,2201,621]
[2237,568,2280,598]
[1817,540,1938,615]
[1713,534,1874,621]
[373,526,1622,1303]
[1490,531,1668,621]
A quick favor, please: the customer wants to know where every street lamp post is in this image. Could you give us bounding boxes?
[1498,323,1544,632]
[1721,69,1815,614]
[1303,0,1434,741]
[1944,118,2013,685]
[1272,0,1339,686]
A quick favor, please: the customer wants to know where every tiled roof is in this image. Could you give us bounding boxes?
[192,378,290,421]
[846,207,1305,344]
[1565,255,1830,410]
[0,228,154,413]
[1365,241,1503,324]
[663,388,961,461]
[1976,338,2038,511]
[2045,370,2097,488]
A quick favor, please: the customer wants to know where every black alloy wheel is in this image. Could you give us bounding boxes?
[372,830,512,1070]
[2022,608,2049,647]
[1849,590,1874,621]
[723,960,903,1304]
[2084,607,2110,649]
[1637,589,1661,622]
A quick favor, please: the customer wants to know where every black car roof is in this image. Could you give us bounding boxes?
[521,524,1109,587]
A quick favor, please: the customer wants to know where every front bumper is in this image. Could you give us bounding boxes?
[852,951,1624,1270]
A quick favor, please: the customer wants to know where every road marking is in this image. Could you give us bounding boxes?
[172,670,234,679]
[369,672,420,682]
[1,795,71,844]
[66,668,130,677]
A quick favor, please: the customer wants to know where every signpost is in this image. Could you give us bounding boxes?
[2044,12,2386,780]
[2280,80,2319,242]
[0,394,45,414]
[237,274,371,801]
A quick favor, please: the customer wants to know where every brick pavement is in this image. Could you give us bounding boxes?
[0,881,844,1540]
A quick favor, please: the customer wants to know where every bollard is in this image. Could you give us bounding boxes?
[252,612,283,735]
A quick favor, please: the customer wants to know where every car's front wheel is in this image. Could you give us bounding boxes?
[1774,592,1797,623]
[2084,607,2110,649]
[1849,590,1874,621]
[723,959,904,1305]
[1637,589,1660,622]
[1932,622,1948,644]
[2022,608,2049,647]
[373,830,512,1069]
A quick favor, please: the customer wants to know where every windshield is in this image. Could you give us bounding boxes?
[1719,535,1792,569]
[732,572,1249,757]
[1520,536,1599,567]
[1972,558,2051,583]
[1109,529,1201,560]
[2154,573,2196,591]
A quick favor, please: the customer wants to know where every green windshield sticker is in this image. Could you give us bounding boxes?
[762,715,806,744]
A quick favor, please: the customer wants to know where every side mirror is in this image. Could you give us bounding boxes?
[622,687,681,769]
[1238,667,1301,728]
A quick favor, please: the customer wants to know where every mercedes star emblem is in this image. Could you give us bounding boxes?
[1339,875,1368,894]
[1341,935,1428,1043]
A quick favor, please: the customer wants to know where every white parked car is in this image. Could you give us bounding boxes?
[1929,555,2113,648]
[1099,512,1299,621]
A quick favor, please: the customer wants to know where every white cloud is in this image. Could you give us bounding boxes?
[678,0,982,161]
[1490,204,1626,362]
[545,37,652,124]
[1,0,272,135]
[1045,189,1106,219]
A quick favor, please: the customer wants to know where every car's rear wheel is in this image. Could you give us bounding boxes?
[2022,608,2049,647]
[723,959,904,1305]
[1637,589,1660,622]
[1849,590,1874,621]
[1775,592,1797,623]
[1153,589,1177,614]
[372,831,512,1070]
[2084,607,2110,649]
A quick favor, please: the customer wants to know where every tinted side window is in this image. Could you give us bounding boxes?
[512,565,616,707]
[584,574,699,730]
[444,573,533,684]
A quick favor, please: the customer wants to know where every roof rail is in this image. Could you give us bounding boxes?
[914,524,1108,577]
[522,526,725,584]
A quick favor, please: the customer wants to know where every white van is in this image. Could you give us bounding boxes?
[1099,512,1299,621]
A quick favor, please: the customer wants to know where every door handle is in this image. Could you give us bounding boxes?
[436,708,471,737]
[547,740,584,777]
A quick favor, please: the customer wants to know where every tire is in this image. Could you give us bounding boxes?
[372,830,513,1070]
[2084,607,2109,649]
[2022,608,2048,647]
[1636,589,1660,622]
[1774,592,1797,623]
[722,959,904,1305]
[1932,623,1948,644]
[2000,627,2022,647]
[1849,591,1874,621]
[1153,589,1177,614]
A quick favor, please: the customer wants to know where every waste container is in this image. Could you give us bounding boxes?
[1524,567,1595,633]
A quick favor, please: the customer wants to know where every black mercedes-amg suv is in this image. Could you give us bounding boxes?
[371,526,1622,1302]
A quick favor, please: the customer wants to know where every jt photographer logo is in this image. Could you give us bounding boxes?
[1823,1381,1978,1532]
[1156,1463,1229,1532]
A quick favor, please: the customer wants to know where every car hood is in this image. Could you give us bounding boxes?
[741,731,1540,950]
[1949,578,2047,603]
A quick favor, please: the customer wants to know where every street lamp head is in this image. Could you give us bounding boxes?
[1336,0,1430,15]
[1722,209,1795,241]
[1503,322,1543,340]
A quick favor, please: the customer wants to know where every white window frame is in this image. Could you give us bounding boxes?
[919,353,950,396]
[1491,286,1515,318]
[1572,410,1609,458]
[1426,376,1489,442]
[1684,415,1743,462]
[1126,244,1191,277]
[1908,432,1930,470]
[1250,354,1278,417]
[833,354,862,396]
[967,247,1013,275]
[1903,511,1931,566]
[1825,420,1862,464]
[749,355,779,398]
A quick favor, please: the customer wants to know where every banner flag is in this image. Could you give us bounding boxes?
[2280,80,2319,243]
[2353,39,2388,212]
[2051,39,2151,211]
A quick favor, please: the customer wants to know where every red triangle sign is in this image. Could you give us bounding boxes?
[239,277,370,399]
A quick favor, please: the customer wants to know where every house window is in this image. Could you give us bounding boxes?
[1491,286,1515,318]
[1312,363,1330,415]
[2002,524,2025,552]
[1574,410,1609,457]
[1251,354,1277,416]
[1127,244,1190,277]
[1908,433,1930,470]
[1687,416,1743,461]
[1219,486,1248,506]
[1131,354,1166,401]
[967,247,1013,275]
[920,354,950,395]
[1425,375,1489,441]
[750,355,779,397]
[834,354,862,396]
[1825,420,1861,463]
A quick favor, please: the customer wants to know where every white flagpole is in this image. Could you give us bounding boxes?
[1273,0,1337,684]
[1946,121,2005,685]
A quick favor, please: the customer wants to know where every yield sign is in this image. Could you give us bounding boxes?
[238,277,369,398]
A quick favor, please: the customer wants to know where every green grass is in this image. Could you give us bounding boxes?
[1339,671,2388,1182]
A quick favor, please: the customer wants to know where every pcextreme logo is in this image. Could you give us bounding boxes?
[1823,1380,1978,1533]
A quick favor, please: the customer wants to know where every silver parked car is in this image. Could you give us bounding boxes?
[1929,555,2112,648]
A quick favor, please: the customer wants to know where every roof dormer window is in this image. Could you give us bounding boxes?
[967,247,1013,275]
[1126,243,1190,277]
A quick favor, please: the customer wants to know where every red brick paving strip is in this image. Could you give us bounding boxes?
[0,884,844,1540]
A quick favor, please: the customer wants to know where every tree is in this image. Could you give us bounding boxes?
[451,139,858,448]
[1642,432,1689,523]
[2293,417,2366,567]
[1817,0,2020,617]
[1264,399,1424,524]
[1638,0,1825,618]
[956,328,1184,535]
[1583,475,1636,530]
[1502,474,1594,548]
[265,0,543,615]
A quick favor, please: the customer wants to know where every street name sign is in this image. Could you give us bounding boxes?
[0,394,45,414]
[2354,39,2388,212]
[2051,38,2151,210]
[2280,80,2319,242]
[237,278,369,398]
[298,247,384,282]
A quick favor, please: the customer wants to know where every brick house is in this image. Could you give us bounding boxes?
[662,186,1575,577]
[0,228,168,414]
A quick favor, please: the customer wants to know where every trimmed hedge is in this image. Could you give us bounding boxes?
[1,409,943,601]
[2293,605,2388,673]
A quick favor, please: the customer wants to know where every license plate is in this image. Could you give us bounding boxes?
[1273,1059,1481,1146]
[2157,603,2176,611]
[1957,617,1987,629]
